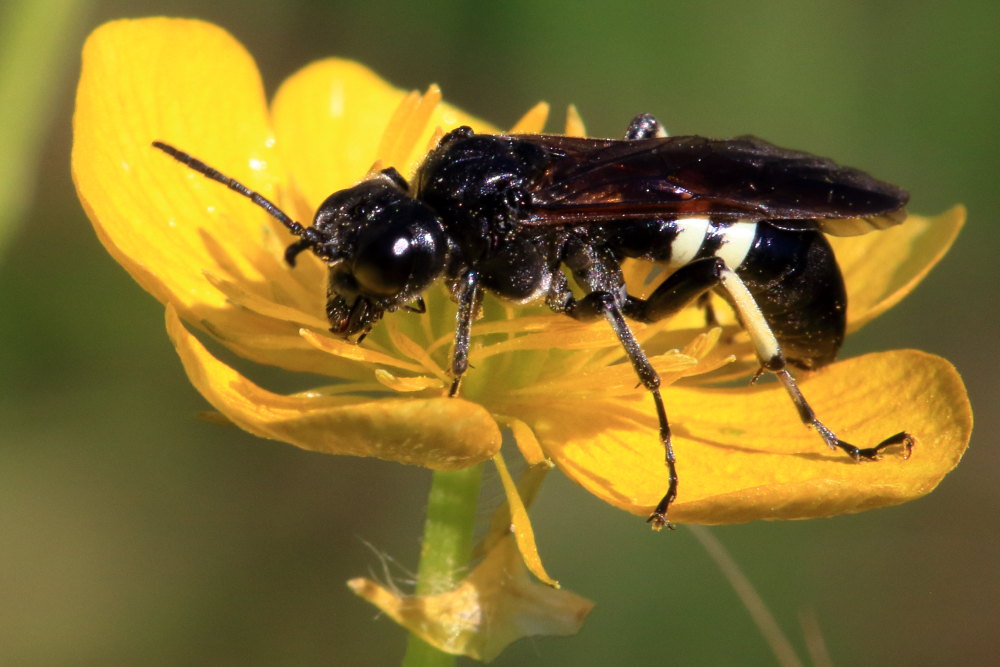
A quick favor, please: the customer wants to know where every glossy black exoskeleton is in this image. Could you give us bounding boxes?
[153,112,914,530]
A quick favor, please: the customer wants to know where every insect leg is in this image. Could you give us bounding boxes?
[697,293,720,328]
[449,271,483,397]
[775,369,914,459]
[549,279,677,530]
[554,242,682,528]
[624,257,725,323]
[625,113,668,140]
[405,296,427,314]
[716,264,915,460]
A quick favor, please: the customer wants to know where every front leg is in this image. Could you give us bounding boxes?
[449,270,482,397]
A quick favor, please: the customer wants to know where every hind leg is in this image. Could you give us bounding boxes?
[625,113,668,140]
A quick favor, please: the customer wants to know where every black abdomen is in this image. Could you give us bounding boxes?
[733,223,846,369]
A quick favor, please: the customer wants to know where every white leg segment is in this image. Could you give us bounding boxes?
[717,263,782,369]
[715,261,914,461]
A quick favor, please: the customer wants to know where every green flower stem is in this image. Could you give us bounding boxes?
[0,0,86,253]
[402,464,484,667]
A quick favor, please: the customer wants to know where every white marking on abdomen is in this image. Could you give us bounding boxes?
[669,217,711,267]
[714,222,757,270]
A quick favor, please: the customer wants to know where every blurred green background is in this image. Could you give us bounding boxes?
[2,1,996,665]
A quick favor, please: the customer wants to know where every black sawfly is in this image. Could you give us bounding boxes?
[153,112,914,530]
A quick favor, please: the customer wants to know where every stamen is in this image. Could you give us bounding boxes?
[564,104,586,137]
[509,102,550,134]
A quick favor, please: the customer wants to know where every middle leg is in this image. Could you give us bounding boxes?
[554,286,679,530]
[549,244,681,529]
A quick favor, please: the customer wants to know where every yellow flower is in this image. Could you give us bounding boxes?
[73,17,971,657]
[74,16,969,524]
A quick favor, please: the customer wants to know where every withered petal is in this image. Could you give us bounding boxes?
[348,536,592,661]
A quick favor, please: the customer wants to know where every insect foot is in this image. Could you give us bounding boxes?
[646,495,678,532]
[845,431,915,462]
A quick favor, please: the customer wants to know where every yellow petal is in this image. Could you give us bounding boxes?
[270,58,406,208]
[196,318,372,381]
[298,327,428,374]
[348,536,592,661]
[493,453,558,587]
[833,206,966,331]
[476,453,552,558]
[509,102,550,134]
[383,317,449,381]
[73,19,290,321]
[72,19,343,376]
[166,305,500,470]
[515,350,970,524]
[496,415,549,465]
[373,369,444,392]
[271,59,495,211]
[563,104,586,137]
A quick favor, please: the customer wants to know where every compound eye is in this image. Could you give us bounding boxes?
[352,222,426,297]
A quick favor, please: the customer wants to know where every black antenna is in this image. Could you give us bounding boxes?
[151,141,306,237]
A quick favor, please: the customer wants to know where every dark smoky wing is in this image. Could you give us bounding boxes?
[519,134,909,235]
